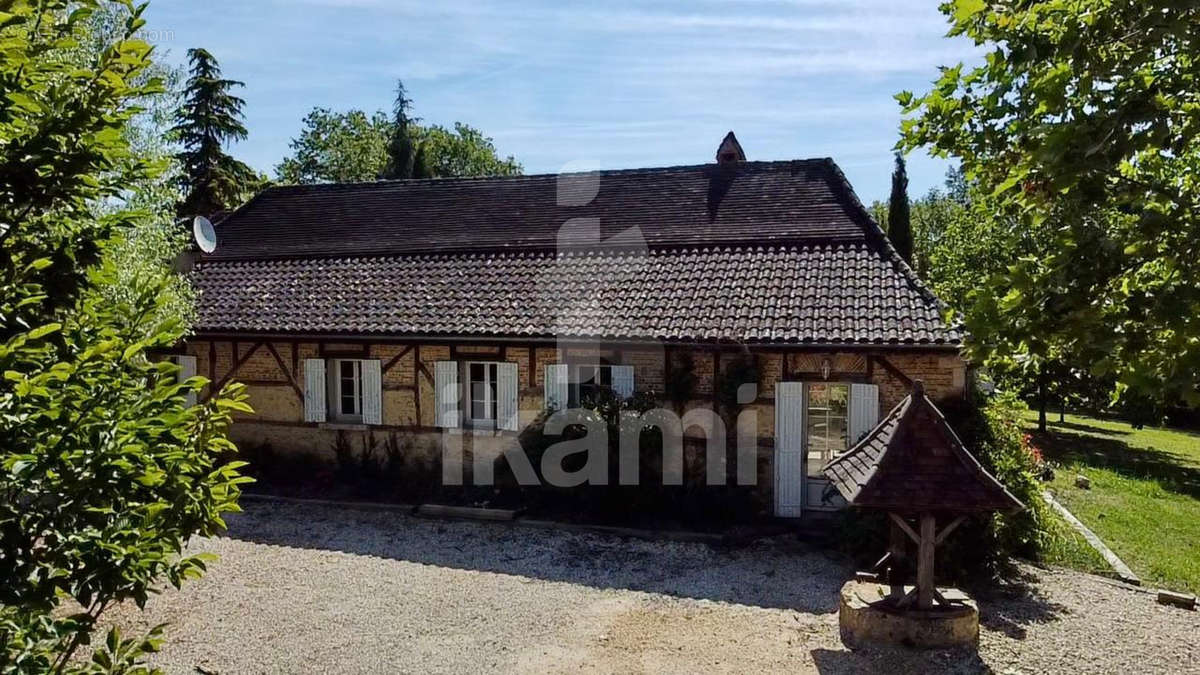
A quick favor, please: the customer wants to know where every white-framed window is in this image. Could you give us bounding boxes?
[467,361,500,426]
[805,382,849,477]
[570,363,613,407]
[332,358,364,422]
[545,362,635,410]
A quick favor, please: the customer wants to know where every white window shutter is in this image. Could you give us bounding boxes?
[497,361,519,431]
[611,365,635,399]
[545,363,569,411]
[774,381,807,517]
[362,359,382,425]
[177,355,198,407]
[304,358,327,423]
[849,383,880,445]
[434,361,460,428]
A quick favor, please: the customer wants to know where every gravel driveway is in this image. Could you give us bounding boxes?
[108,501,1199,674]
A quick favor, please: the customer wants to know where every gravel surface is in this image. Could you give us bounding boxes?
[107,501,1200,674]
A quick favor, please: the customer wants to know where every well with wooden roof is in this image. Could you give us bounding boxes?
[823,380,1024,648]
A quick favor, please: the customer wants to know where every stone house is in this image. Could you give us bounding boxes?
[173,133,964,519]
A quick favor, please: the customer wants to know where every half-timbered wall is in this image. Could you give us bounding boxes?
[177,337,965,505]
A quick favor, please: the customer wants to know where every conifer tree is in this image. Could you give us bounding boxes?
[380,80,419,179]
[887,152,913,265]
[173,48,258,216]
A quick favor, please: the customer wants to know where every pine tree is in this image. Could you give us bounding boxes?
[380,80,420,179]
[887,152,913,265]
[172,48,258,217]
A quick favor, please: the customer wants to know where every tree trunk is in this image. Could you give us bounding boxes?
[1037,365,1048,432]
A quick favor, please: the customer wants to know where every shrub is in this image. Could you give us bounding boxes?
[502,389,763,529]
[1,2,250,670]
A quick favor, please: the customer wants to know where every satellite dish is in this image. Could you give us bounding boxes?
[193,216,217,253]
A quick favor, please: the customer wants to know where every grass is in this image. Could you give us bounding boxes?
[1025,410,1200,594]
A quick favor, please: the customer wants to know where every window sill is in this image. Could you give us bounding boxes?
[320,422,368,431]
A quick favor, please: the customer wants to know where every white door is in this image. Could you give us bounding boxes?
[774,382,806,518]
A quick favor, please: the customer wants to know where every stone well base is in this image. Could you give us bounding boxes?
[838,581,979,649]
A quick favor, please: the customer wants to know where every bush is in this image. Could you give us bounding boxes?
[501,389,764,529]
[938,390,1051,579]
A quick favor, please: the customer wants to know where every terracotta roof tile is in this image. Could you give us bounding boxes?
[193,245,961,344]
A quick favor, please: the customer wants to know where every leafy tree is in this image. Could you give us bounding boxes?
[82,4,195,329]
[0,2,249,671]
[899,0,1200,407]
[172,47,260,217]
[276,108,393,184]
[276,86,521,184]
[415,122,521,178]
[887,153,913,264]
[868,200,888,233]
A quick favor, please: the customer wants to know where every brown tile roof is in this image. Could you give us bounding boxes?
[209,160,873,260]
[823,383,1024,513]
[194,158,961,344]
[193,245,960,344]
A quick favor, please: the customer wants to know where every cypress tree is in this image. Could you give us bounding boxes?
[173,48,257,217]
[888,152,913,265]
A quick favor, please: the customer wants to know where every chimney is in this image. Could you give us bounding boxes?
[715,131,745,165]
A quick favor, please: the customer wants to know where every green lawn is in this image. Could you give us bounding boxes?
[1025,411,1200,594]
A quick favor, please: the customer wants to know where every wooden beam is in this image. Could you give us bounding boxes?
[889,512,920,545]
[888,516,908,589]
[934,515,967,545]
[265,342,303,402]
[203,341,264,402]
[291,339,299,378]
[207,341,216,396]
[917,513,936,610]
[381,345,414,375]
[414,345,422,424]
[874,355,913,388]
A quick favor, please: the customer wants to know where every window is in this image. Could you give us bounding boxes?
[467,362,499,425]
[570,363,613,407]
[806,382,849,476]
[332,359,363,421]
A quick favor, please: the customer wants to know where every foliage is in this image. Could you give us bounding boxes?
[275,108,393,184]
[899,0,1200,407]
[0,1,249,670]
[886,153,913,264]
[64,2,196,331]
[413,123,521,179]
[172,47,261,217]
[507,389,763,528]
[663,351,697,410]
[714,352,759,421]
[275,94,521,184]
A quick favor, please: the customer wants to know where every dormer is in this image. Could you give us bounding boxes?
[715,131,746,165]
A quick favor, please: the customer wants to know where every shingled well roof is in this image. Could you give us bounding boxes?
[822,383,1024,513]
[193,158,962,345]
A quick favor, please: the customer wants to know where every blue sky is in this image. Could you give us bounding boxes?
[144,0,981,203]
